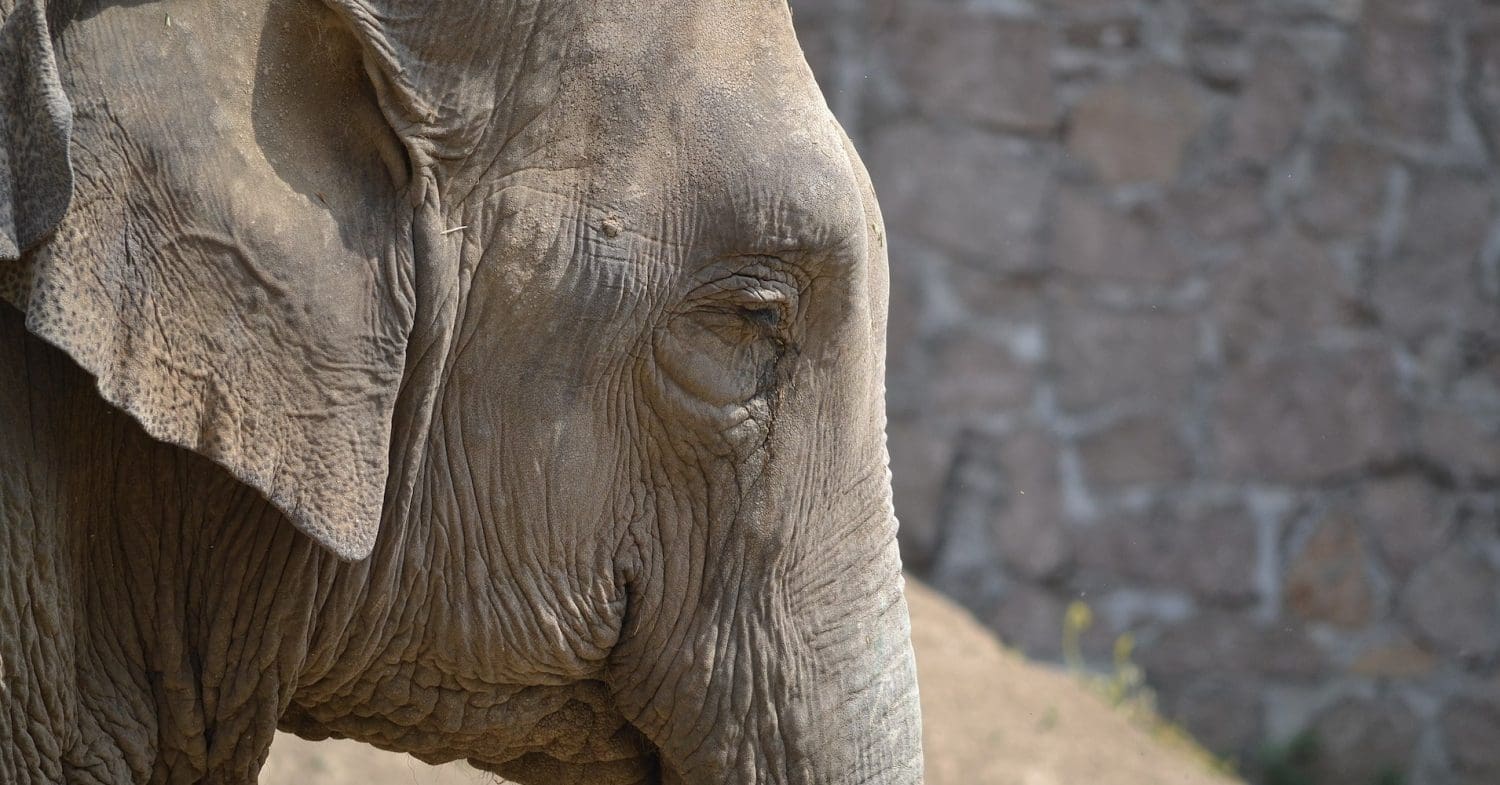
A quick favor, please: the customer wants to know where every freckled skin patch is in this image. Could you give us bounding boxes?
[0,0,922,783]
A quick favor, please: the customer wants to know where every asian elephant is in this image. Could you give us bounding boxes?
[0,0,922,783]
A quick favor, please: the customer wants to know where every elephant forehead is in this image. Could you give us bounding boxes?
[451,97,869,288]
[583,90,866,257]
[331,0,801,125]
[340,0,854,217]
[459,169,865,315]
[546,3,868,261]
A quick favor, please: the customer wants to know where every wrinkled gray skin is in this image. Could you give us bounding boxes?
[0,0,922,783]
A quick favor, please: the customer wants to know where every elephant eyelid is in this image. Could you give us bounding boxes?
[689,280,798,334]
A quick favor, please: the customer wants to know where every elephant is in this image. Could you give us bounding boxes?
[0,0,923,783]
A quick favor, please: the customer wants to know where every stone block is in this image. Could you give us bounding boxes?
[1419,406,1500,482]
[1306,696,1421,785]
[866,122,1051,269]
[990,581,1069,660]
[1186,0,1255,29]
[1142,613,1328,680]
[1400,327,1500,444]
[1074,501,1260,603]
[1213,347,1404,482]
[923,328,1034,417]
[1066,66,1211,185]
[1400,544,1500,660]
[887,9,1057,134]
[1062,15,1141,54]
[924,431,1010,611]
[944,260,1049,325]
[1162,675,1265,760]
[1185,0,1255,89]
[1360,475,1451,576]
[1373,171,1494,343]
[1293,134,1395,239]
[1356,0,1454,146]
[1076,415,1192,488]
[1212,229,1359,363]
[1169,176,1271,245]
[1284,509,1375,628]
[1056,0,1142,53]
[1266,0,1367,23]
[1052,295,1199,411]
[1452,328,1500,404]
[887,416,955,571]
[1397,168,1493,266]
[1188,31,1251,91]
[1228,44,1315,166]
[1467,9,1500,159]
[992,429,1071,581]
[1053,188,1194,282]
[1348,633,1437,678]
[1442,696,1500,785]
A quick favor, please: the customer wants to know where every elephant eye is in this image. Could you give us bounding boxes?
[739,299,784,330]
[651,262,804,414]
[696,286,792,337]
[684,267,800,341]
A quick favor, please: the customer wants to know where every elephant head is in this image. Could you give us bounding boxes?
[0,0,921,783]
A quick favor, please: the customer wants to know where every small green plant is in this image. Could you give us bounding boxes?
[1060,600,1233,777]
[1062,600,1157,721]
[1061,600,1091,671]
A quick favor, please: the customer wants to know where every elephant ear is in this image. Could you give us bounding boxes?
[2,0,418,560]
[0,0,71,263]
[326,0,569,191]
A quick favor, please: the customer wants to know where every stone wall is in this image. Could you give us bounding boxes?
[790,1,1500,783]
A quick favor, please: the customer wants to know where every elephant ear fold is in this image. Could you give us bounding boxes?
[0,0,73,263]
[5,1,418,560]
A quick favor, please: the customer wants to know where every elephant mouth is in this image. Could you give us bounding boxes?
[472,748,662,785]
[467,719,663,785]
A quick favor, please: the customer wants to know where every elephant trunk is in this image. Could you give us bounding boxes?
[614,503,923,785]
[797,563,923,785]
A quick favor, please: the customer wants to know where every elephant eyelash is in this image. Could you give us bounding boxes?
[680,258,806,345]
[692,285,797,337]
[738,300,785,330]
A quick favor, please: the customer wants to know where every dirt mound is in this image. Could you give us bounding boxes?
[263,579,1242,785]
[905,580,1239,785]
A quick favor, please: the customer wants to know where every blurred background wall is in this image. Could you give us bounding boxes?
[788,1,1500,783]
